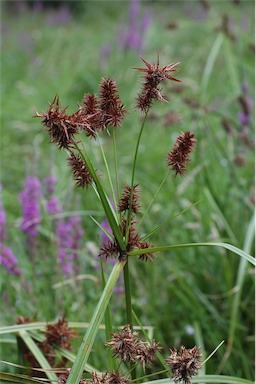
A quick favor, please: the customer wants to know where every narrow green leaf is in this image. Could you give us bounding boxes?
[0,323,47,335]
[204,188,237,244]
[100,258,117,372]
[143,375,253,384]
[218,212,255,372]
[18,330,58,383]
[0,372,47,384]
[73,143,125,251]
[128,242,255,265]
[66,260,126,384]
[200,33,224,101]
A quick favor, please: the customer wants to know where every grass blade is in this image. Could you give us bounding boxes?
[18,330,58,383]
[128,242,255,265]
[73,142,125,251]
[0,372,48,383]
[66,259,126,384]
[200,33,224,101]
[143,376,253,384]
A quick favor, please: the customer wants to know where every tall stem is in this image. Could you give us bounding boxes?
[123,260,133,327]
[125,112,148,243]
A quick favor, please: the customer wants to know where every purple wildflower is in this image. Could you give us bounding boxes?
[117,0,152,53]
[44,175,58,194]
[0,186,6,242]
[0,186,21,275]
[46,5,72,26]
[0,244,21,276]
[33,1,43,12]
[239,111,250,126]
[19,176,41,238]
[44,176,61,216]
[56,215,84,277]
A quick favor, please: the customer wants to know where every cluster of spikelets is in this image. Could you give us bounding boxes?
[99,184,155,262]
[35,56,196,263]
[57,324,202,384]
[16,316,76,370]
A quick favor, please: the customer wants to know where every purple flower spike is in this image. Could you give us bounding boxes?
[44,176,58,194]
[0,187,6,242]
[56,215,84,277]
[117,0,152,53]
[19,176,41,237]
[0,244,21,276]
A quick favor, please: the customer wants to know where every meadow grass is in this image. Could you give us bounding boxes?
[0,1,254,382]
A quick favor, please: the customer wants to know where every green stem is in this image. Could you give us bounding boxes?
[113,129,120,203]
[100,258,117,372]
[72,141,125,251]
[125,112,148,244]
[97,133,117,210]
[66,260,126,384]
[123,260,133,328]
[123,259,136,380]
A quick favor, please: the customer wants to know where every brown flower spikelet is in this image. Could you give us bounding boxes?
[134,55,181,112]
[68,152,94,188]
[35,95,80,149]
[166,346,202,384]
[99,238,120,260]
[88,371,131,384]
[105,324,140,362]
[99,77,127,128]
[81,94,101,138]
[136,339,161,370]
[106,324,160,370]
[45,317,77,350]
[58,371,87,384]
[137,240,155,262]
[167,131,196,175]
[119,217,141,251]
[118,184,141,214]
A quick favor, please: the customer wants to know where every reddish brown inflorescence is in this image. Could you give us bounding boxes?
[35,96,82,149]
[105,324,160,370]
[67,152,94,188]
[167,131,196,175]
[134,55,181,112]
[99,77,128,128]
[166,345,202,384]
[118,184,141,215]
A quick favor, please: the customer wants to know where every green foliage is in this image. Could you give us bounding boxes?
[1,1,254,382]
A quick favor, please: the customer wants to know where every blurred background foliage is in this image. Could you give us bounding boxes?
[1,0,254,379]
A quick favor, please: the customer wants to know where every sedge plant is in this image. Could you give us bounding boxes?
[0,55,254,384]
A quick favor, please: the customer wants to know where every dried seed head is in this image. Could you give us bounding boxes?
[67,152,94,188]
[136,339,162,370]
[45,317,77,350]
[35,96,80,149]
[99,238,120,260]
[83,94,99,115]
[99,77,128,128]
[105,324,140,362]
[107,372,131,384]
[106,324,160,369]
[137,240,155,262]
[119,217,141,251]
[118,184,141,214]
[167,131,196,175]
[134,55,181,112]
[166,345,202,384]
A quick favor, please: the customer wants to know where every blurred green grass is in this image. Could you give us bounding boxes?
[1,0,254,379]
